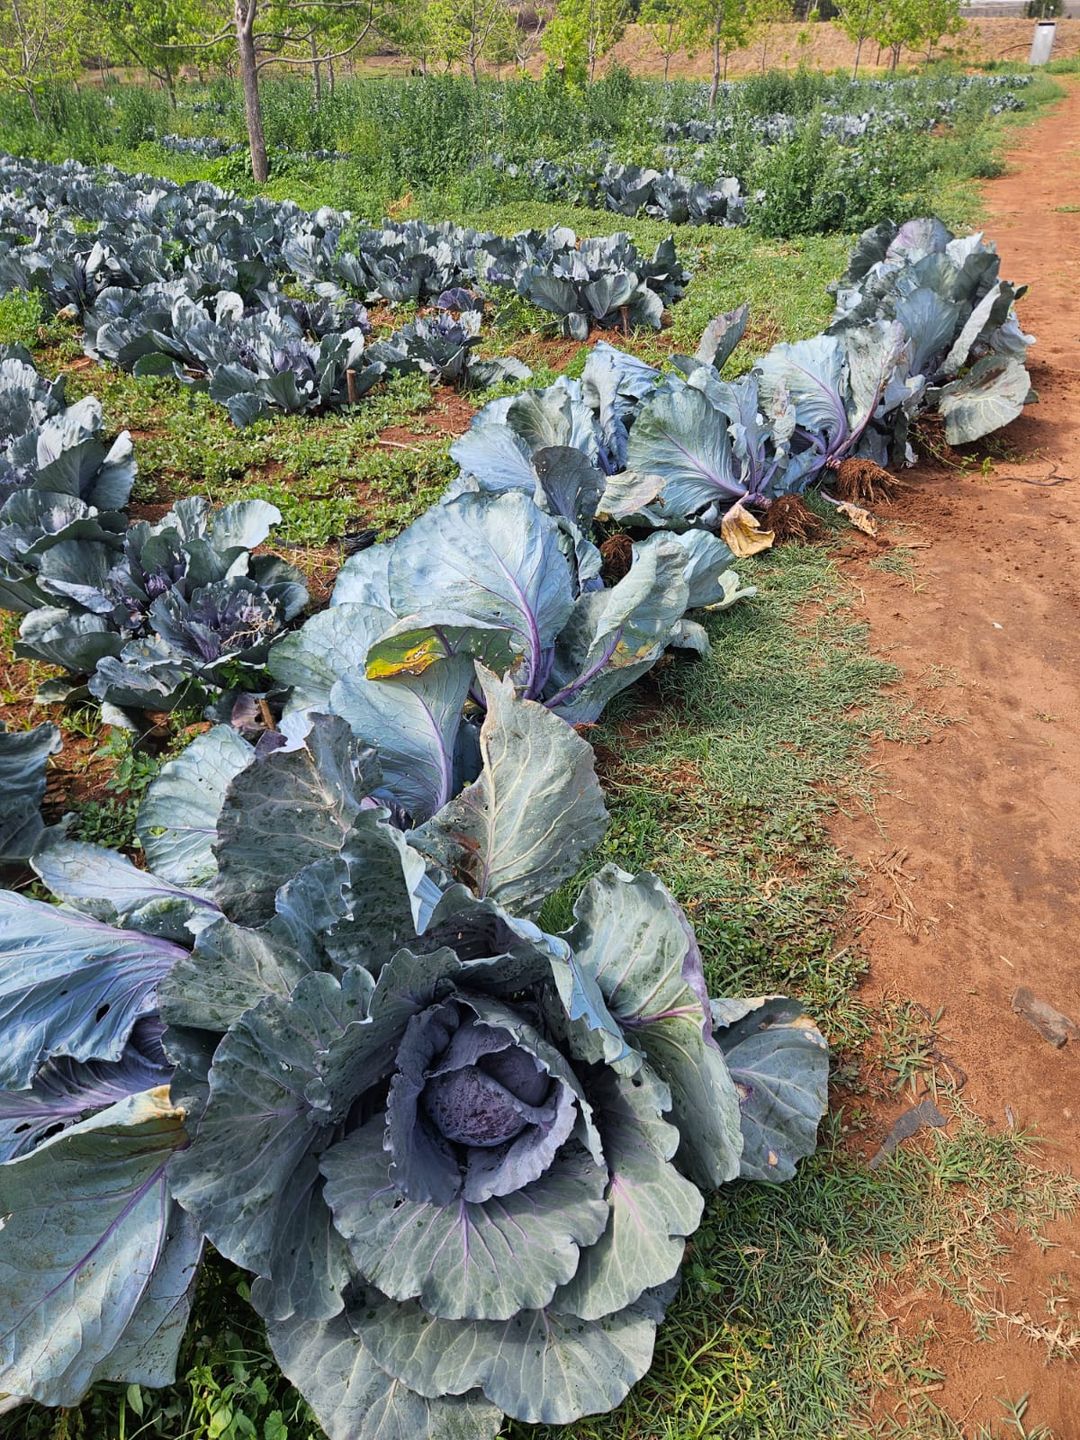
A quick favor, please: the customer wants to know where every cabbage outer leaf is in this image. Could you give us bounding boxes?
[0,892,185,1089]
[354,1291,658,1426]
[551,1067,703,1322]
[937,355,1033,445]
[414,666,607,918]
[267,1312,502,1440]
[212,714,379,924]
[0,722,60,865]
[712,995,830,1182]
[384,491,573,692]
[0,1087,200,1406]
[565,866,743,1187]
[136,725,254,888]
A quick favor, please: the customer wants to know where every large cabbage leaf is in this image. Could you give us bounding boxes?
[414,668,608,918]
[565,865,743,1188]
[0,892,186,1089]
[0,1088,201,1406]
[0,722,60,866]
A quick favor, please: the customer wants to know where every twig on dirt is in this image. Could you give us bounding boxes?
[1015,467,1071,487]
[866,847,927,936]
[1012,987,1080,1048]
[982,1298,1080,1361]
[925,1046,968,1094]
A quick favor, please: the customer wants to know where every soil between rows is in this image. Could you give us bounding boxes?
[832,77,1080,1434]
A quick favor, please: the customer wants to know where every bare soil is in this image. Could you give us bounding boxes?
[607,18,1080,79]
[342,19,1080,80]
[375,383,476,448]
[832,79,1080,1434]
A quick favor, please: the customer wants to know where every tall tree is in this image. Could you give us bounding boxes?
[835,0,884,75]
[753,0,793,72]
[682,0,752,107]
[543,0,629,84]
[221,0,390,181]
[427,0,515,80]
[89,0,211,100]
[873,0,917,68]
[512,0,555,71]
[640,0,686,82]
[380,0,435,72]
[916,0,962,59]
[0,0,83,119]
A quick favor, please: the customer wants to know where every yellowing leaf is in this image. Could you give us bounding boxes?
[721,502,775,558]
[835,501,878,537]
[365,637,443,679]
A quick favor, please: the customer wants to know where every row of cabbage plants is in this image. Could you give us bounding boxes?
[0,215,1035,728]
[659,70,1033,146]
[0,338,750,727]
[450,216,1035,536]
[485,73,1035,229]
[0,368,819,1440]
[492,154,748,227]
[0,151,687,414]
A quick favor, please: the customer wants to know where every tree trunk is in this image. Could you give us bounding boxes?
[311,32,322,106]
[235,0,268,182]
[853,34,863,77]
[663,51,670,82]
[24,84,41,123]
[709,32,720,109]
[328,55,336,94]
[890,41,900,71]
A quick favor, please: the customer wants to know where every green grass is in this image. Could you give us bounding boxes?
[0,290,45,347]
[44,346,459,545]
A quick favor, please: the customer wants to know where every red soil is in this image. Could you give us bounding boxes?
[832,78,1080,1435]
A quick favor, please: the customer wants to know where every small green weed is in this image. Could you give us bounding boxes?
[870,548,922,591]
[67,727,192,852]
[0,290,44,347]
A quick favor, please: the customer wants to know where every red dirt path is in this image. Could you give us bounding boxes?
[832,81,1080,1433]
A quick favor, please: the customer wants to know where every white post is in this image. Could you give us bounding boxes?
[1029,21,1056,66]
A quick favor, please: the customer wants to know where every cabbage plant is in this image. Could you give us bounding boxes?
[493,154,746,227]
[268,475,751,783]
[9,493,307,713]
[0,680,829,1436]
[0,350,135,614]
[0,721,60,869]
[0,151,687,411]
[453,219,1036,535]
